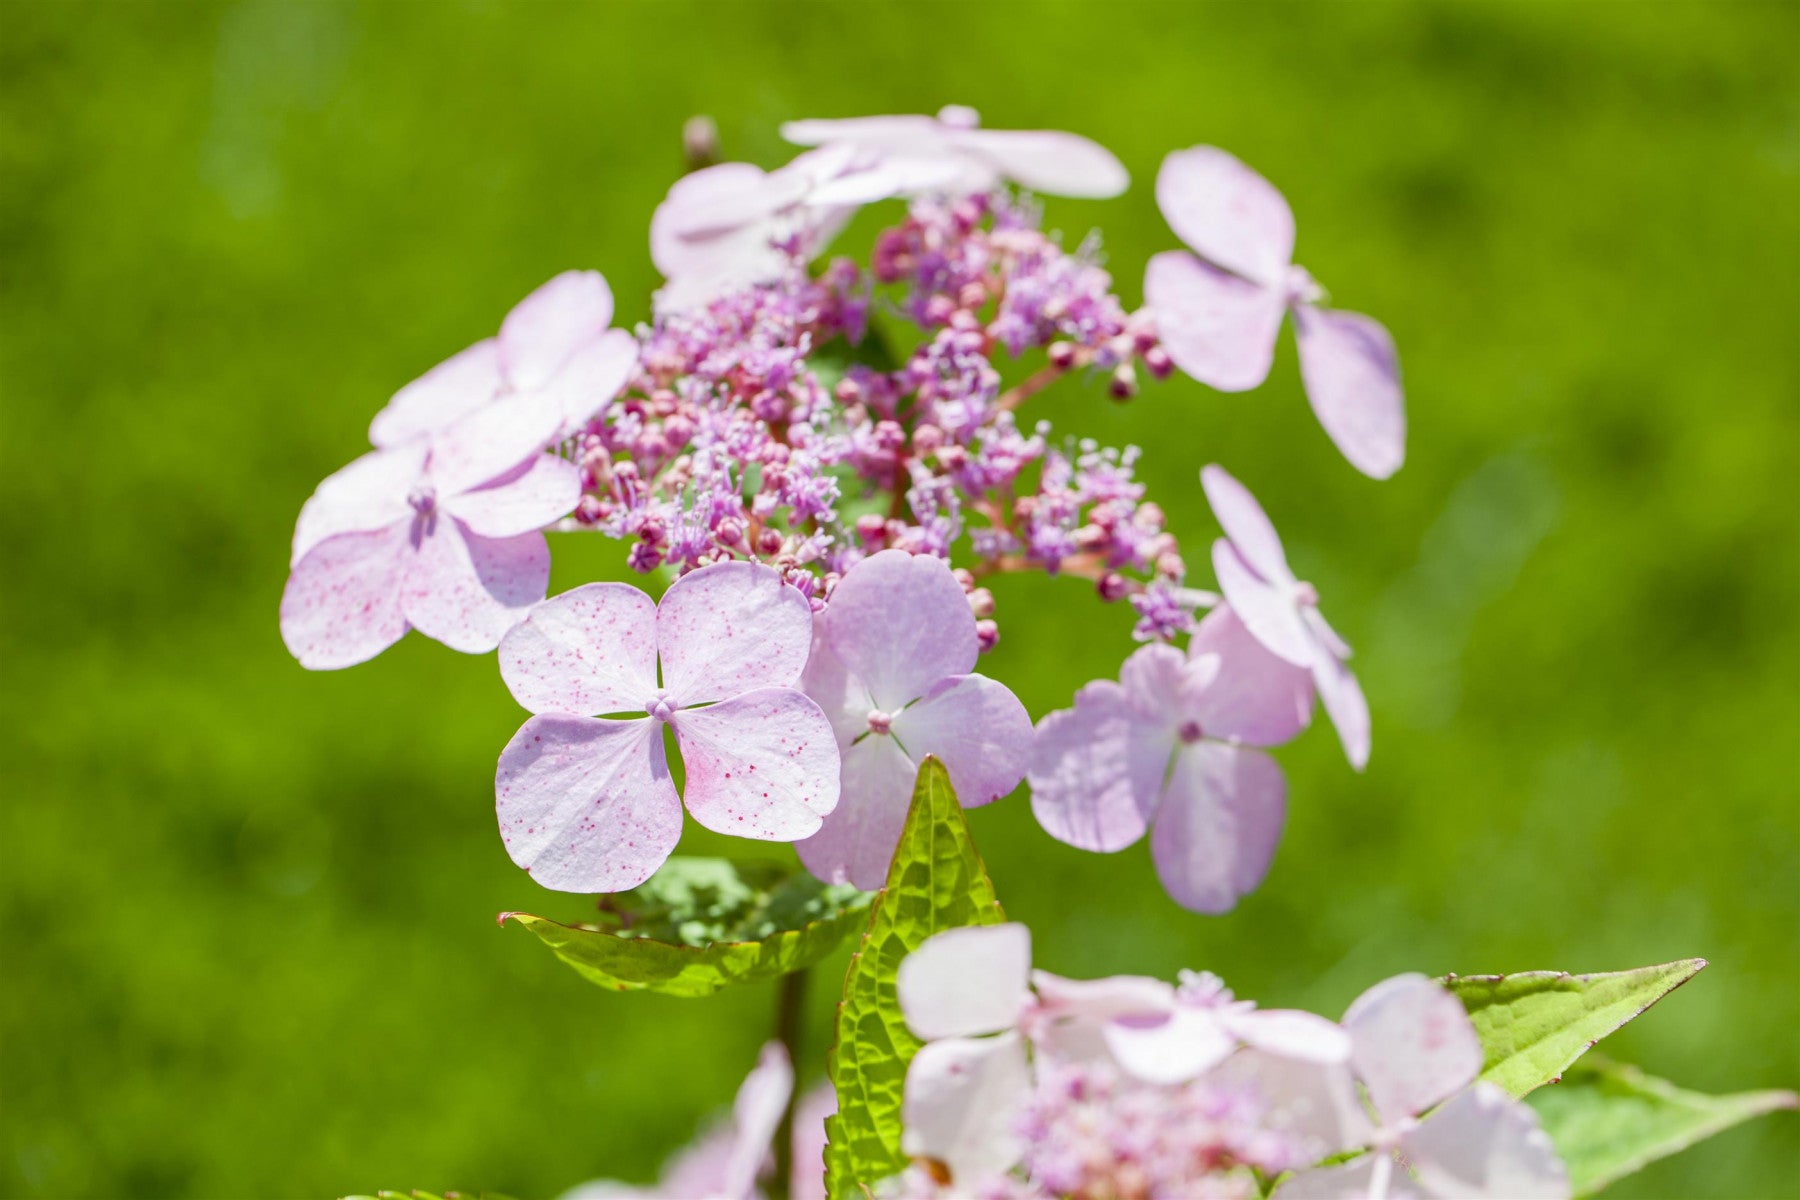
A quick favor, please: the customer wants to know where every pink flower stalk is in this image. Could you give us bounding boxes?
[494,562,838,892]
[1275,975,1570,1199]
[781,106,1130,201]
[1145,147,1405,479]
[1203,464,1371,770]
[1028,605,1315,912]
[280,271,636,670]
[797,551,1032,888]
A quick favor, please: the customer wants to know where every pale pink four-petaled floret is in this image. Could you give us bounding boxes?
[1275,974,1570,1199]
[1027,604,1314,913]
[1203,462,1370,770]
[892,923,1353,1193]
[279,270,637,670]
[493,561,839,892]
[1145,146,1405,479]
[795,550,1033,890]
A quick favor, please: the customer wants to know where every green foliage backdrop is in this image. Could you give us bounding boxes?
[2,2,1795,1197]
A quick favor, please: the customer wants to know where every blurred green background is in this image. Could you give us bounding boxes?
[3,1,1796,1197]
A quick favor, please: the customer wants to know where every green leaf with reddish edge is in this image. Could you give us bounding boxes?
[1531,1056,1797,1196]
[823,756,1006,1199]
[1441,959,1706,1098]
[498,861,873,999]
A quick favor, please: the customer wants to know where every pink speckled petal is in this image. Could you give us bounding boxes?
[1405,1083,1571,1199]
[498,270,615,392]
[368,338,502,449]
[657,562,815,706]
[1200,464,1293,585]
[401,519,548,654]
[1105,1005,1236,1085]
[957,129,1129,199]
[279,524,409,670]
[529,327,638,437]
[719,1042,795,1200]
[497,582,659,717]
[1220,1008,1353,1065]
[898,923,1032,1040]
[1312,650,1371,771]
[1155,146,1295,286]
[1117,642,1193,722]
[290,442,427,567]
[1186,605,1315,747]
[1295,305,1406,481]
[901,1031,1031,1188]
[671,688,839,841]
[1144,251,1284,393]
[1212,539,1316,668]
[889,673,1031,809]
[795,733,915,889]
[1028,681,1166,854]
[819,550,978,712]
[798,618,879,748]
[1344,974,1484,1125]
[444,453,581,539]
[494,714,681,893]
[1150,742,1286,914]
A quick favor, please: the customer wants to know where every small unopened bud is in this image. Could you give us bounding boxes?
[1096,572,1130,603]
[1074,524,1108,551]
[1156,551,1187,579]
[715,518,745,547]
[975,619,1000,653]
[1109,363,1138,401]
[913,424,946,455]
[1144,345,1174,380]
[938,445,968,471]
[855,513,888,544]
[638,518,666,545]
[967,587,995,618]
[757,528,785,556]
[1136,502,1166,529]
[682,115,719,171]
[952,568,977,593]
[958,282,988,310]
[923,295,956,326]
[834,376,864,405]
[1047,341,1078,370]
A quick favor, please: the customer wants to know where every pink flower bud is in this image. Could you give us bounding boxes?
[975,619,1000,652]
[1048,341,1078,369]
[757,528,785,556]
[1096,572,1130,603]
[913,424,946,454]
[1144,345,1174,380]
[1109,363,1138,400]
[856,513,889,544]
[967,587,996,618]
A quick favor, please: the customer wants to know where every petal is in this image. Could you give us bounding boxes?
[279,525,409,669]
[497,582,660,717]
[1313,651,1371,771]
[1186,605,1315,746]
[1274,1157,1396,1200]
[1343,974,1484,1125]
[797,618,878,748]
[1027,681,1167,854]
[444,452,581,539]
[956,129,1129,198]
[818,550,977,712]
[1155,146,1295,286]
[671,688,839,841]
[1200,463,1293,584]
[1144,251,1285,392]
[897,924,1032,1040]
[1028,971,1175,1065]
[498,270,616,391]
[494,714,682,892]
[368,338,503,449]
[795,733,915,889]
[1213,1050,1375,1164]
[1212,539,1317,667]
[290,442,426,566]
[653,162,782,256]
[528,327,638,437]
[1221,1008,1353,1064]
[1117,642,1193,720]
[426,389,568,498]
[789,1083,837,1200]
[900,1031,1031,1187]
[1403,1083,1570,1199]
[720,1042,795,1200]
[888,673,1032,809]
[1104,1005,1236,1084]
[653,1129,740,1200]
[1150,741,1286,914]
[401,519,548,654]
[1295,305,1406,481]
[657,562,816,705]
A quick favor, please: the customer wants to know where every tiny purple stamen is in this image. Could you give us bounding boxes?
[865,709,893,735]
[1177,719,1205,744]
[406,482,437,515]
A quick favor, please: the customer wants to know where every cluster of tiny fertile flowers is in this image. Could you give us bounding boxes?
[279,103,1409,913]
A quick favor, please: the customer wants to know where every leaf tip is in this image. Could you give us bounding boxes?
[496,910,521,927]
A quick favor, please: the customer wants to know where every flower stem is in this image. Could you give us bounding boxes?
[770,966,809,1200]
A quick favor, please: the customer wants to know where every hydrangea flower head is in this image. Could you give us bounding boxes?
[1203,463,1370,769]
[1028,604,1314,912]
[494,561,838,892]
[1276,975,1570,1200]
[797,550,1032,889]
[1145,147,1405,479]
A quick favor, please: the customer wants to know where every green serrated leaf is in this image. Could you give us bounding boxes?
[1531,1056,1797,1195]
[500,861,873,998]
[823,756,1005,1199]
[1442,959,1705,1098]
